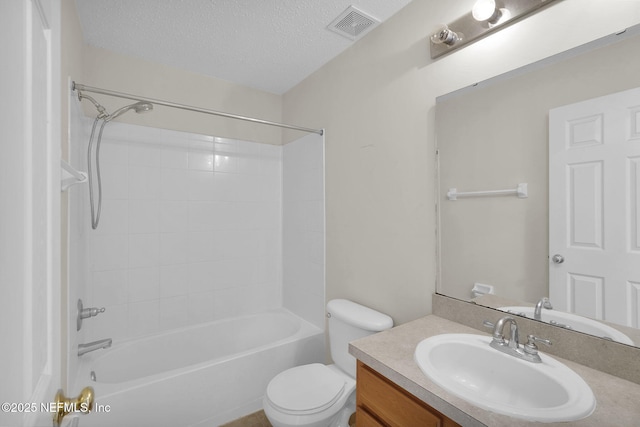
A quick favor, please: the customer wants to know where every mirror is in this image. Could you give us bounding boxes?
[436,24,640,348]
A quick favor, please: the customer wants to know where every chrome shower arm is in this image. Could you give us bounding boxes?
[77,90,108,119]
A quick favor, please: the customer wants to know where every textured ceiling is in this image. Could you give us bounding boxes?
[74,0,413,94]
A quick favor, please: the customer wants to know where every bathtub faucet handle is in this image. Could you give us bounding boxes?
[83,306,105,317]
[77,299,106,331]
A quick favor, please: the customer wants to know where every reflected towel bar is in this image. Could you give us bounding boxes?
[447,183,528,201]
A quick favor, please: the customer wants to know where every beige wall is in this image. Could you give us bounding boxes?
[283,0,640,325]
[81,46,285,145]
[61,0,85,160]
[61,0,640,327]
[438,33,640,303]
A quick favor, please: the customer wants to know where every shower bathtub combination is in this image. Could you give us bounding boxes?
[72,310,323,426]
[67,83,326,426]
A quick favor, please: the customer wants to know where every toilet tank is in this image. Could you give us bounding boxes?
[327,299,393,378]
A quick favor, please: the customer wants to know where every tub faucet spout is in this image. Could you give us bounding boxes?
[78,338,112,356]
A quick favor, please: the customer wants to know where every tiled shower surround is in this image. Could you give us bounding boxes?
[68,97,325,349]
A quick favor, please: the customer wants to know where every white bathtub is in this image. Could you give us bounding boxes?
[71,309,324,427]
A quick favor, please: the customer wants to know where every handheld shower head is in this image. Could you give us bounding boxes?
[133,102,153,113]
[105,101,154,122]
[87,100,154,230]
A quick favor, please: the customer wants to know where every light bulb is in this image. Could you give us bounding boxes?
[430,24,460,46]
[472,0,497,22]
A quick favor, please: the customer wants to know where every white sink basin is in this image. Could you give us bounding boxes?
[414,334,596,422]
[499,306,634,345]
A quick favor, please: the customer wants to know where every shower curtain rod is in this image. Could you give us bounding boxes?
[72,81,324,136]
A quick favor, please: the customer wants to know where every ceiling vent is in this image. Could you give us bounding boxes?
[327,6,380,41]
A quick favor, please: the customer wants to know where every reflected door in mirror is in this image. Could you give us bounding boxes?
[549,86,640,329]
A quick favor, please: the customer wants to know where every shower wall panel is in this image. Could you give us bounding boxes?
[282,133,325,329]
[67,91,92,383]
[80,122,283,343]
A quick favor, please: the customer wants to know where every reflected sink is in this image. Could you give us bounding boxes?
[499,306,634,345]
[414,334,596,422]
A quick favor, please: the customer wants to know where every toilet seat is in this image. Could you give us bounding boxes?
[266,363,346,415]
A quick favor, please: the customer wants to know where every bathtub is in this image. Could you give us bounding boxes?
[71,309,324,427]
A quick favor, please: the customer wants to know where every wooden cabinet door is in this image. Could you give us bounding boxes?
[356,361,460,427]
[355,407,386,427]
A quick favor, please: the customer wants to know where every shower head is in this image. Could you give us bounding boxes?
[105,101,154,122]
[132,102,153,114]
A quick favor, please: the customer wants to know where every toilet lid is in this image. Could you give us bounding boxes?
[266,364,346,415]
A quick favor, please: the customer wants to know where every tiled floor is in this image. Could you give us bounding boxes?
[220,410,357,427]
[220,410,272,427]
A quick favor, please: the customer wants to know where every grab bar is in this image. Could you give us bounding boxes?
[61,159,88,192]
[447,183,528,201]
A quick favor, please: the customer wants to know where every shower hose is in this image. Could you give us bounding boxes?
[87,116,109,230]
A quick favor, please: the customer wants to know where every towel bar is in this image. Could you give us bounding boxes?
[447,183,528,201]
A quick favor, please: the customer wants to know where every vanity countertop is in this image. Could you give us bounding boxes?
[349,315,640,426]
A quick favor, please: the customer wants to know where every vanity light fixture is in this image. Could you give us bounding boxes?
[430,0,562,59]
[472,0,512,25]
[430,24,460,46]
[473,0,498,23]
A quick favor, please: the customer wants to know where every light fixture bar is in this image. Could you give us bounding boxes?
[430,0,563,59]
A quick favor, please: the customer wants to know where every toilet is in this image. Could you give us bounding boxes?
[263,299,393,427]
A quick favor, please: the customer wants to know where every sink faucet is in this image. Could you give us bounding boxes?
[534,297,552,320]
[78,338,112,357]
[484,316,551,363]
[491,316,520,349]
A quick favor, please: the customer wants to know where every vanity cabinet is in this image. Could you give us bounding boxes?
[356,361,460,427]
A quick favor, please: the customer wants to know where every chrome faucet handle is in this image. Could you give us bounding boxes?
[482,320,495,329]
[527,334,551,346]
[81,306,105,318]
[77,299,106,331]
[523,334,551,357]
[549,320,573,330]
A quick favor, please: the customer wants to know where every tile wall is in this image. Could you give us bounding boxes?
[74,121,284,343]
[68,96,325,382]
